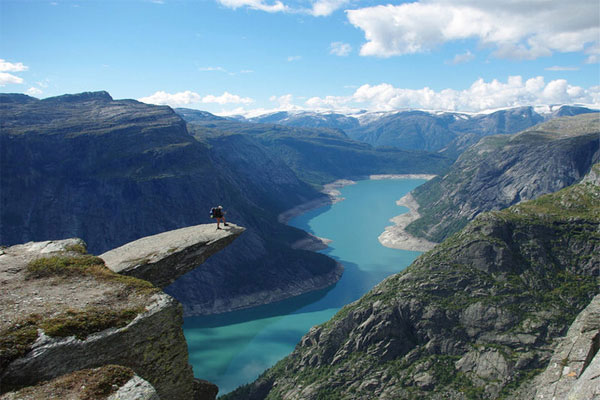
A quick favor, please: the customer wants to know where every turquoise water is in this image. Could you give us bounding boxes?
[183,179,426,395]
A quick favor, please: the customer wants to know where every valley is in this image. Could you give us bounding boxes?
[1,91,598,399]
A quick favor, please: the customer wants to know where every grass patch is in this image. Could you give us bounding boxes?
[0,317,40,370]
[26,255,158,295]
[39,307,145,340]
[5,364,135,400]
[65,242,88,255]
[0,307,145,372]
[26,255,106,279]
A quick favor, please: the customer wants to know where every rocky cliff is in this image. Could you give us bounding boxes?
[405,113,600,243]
[225,172,599,399]
[0,91,341,315]
[0,239,193,398]
[100,223,245,288]
[0,224,241,398]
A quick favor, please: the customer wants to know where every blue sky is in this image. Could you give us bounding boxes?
[1,0,599,115]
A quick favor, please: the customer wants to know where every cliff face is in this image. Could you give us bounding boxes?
[225,175,599,399]
[0,92,341,315]
[406,113,600,243]
[0,239,193,399]
[100,223,245,288]
[179,110,452,187]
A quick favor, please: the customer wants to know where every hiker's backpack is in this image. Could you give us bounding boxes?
[210,208,216,218]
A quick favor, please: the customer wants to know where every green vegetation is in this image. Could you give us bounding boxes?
[0,318,39,370]
[1,253,155,372]
[39,307,145,340]
[26,254,159,295]
[0,307,145,371]
[4,364,135,400]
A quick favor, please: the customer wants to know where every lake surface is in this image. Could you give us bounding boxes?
[183,178,426,395]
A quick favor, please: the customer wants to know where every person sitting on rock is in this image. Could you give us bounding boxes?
[211,206,228,230]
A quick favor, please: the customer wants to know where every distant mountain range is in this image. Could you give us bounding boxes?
[227,105,598,155]
[175,108,451,186]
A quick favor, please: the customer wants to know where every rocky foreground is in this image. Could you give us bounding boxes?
[225,166,600,399]
[0,224,243,399]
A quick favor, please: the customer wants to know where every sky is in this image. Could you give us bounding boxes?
[1,0,599,115]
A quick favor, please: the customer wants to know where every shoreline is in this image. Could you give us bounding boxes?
[279,174,439,252]
[277,178,357,225]
[377,192,438,252]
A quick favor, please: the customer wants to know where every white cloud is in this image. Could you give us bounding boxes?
[216,0,287,13]
[139,90,202,107]
[269,93,300,110]
[545,66,579,71]
[0,59,29,72]
[202,91,254,104]
[585,44,600,64]
[287,55,302,62]
[0,72,24,86]
[310,0,349,16]
[330,41,352,56]
[303,76,600,112]
[26,87,43,96]
[346,0,599,59]
[139,90,254,107]
[199,66,227,72]
[448,50,475,65]
[0,59,28,86]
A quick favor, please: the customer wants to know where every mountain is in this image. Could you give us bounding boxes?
[225,167,600,399]
[248,110,360,131]
[405,113,600,243]
[0,92,341,315]
[176,109,452,186]
[234,106,597,154]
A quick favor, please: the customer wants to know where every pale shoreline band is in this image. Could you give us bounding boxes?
[279,174,438,252]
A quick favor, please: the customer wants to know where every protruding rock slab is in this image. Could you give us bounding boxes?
[0,238,195,400]
[100,223,245,288]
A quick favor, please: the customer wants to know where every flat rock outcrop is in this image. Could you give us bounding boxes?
[100,223,245,288]
[0,238,194,399]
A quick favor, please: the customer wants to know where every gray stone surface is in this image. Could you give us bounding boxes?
[0,231,245,399]
[2,293,195,400]
[517,294,600,400]
[100,223,245,288]
[108,375,160,400]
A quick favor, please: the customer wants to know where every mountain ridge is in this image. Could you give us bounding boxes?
[404,113,600,243]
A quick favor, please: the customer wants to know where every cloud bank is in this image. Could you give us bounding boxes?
[346,0,599,59]
[0,59,28,86]
[216,0,287,13]
[305,76,600,112]
[139,90,254,107]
